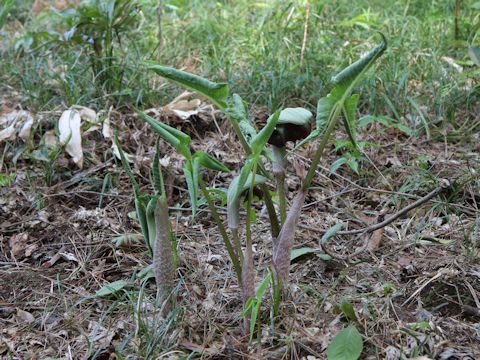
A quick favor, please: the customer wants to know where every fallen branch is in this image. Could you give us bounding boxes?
[319,180,450,260]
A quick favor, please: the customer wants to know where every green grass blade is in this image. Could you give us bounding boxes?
[114,133,140,195]
[152,138,166,196]
[0,0,13,29]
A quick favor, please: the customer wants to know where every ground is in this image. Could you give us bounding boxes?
[0,98,479,358]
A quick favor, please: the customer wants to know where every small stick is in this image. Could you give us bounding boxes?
[306,180,450,236]
[319,180,450,260]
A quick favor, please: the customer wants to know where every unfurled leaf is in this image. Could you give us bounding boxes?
[321,223,344,245]
[346,158,359,174]
[248,272,271,342]
[112,233,143,248]
[296,95,337,148]
[96,280,129,297]
[327,326,363,360]
[58,109,83,168]
[146,63,229,108]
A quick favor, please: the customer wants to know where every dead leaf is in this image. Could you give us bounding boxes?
[18,114,34,141]
[0,110,35,142]
[59,109,83,168]
[72,105,97,122]
[16,309,35,324]
[9,233,29,258]
[42,130,58,147]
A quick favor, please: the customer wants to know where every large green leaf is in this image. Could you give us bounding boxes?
[327,326,363,360]
[146,63,229,108]
[331,32,387,88]
[0,0,13,29]
[296,33,386,148]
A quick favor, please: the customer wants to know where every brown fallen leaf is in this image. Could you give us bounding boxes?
[9,233,29,259]
[16,309,35,324]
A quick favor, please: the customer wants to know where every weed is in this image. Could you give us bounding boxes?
[137,32,387,338]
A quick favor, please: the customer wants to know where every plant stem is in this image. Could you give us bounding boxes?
[272,146,287,225]
[231,228,244,262]
[302,103,343,191]
[198,177,242,282]
[222,108,280,237]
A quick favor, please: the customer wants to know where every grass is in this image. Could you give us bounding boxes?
[0,0,478,123]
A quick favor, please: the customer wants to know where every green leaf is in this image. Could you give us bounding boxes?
[227,167,267,229]
[194,151,229,172]
[248,272,272,342]
[321,223,344,244]
[346,158,359,174]
[137,264,155,280]
[340,299,358,322]
[330,158,347,173]
[138,112,191,158]
[0,0,13,29]
[146,63,229,108]
[96,280,129,297]
[343,94,359,148]
[468,46,480,66]
[327,326,363,360]
[296,95,337,148]
[291,247,315,261]
[250,110,280,155]
[278,107,313,126]
[331,32,387,88]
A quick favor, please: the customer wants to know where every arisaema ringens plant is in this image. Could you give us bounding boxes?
[117,32,387,337]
